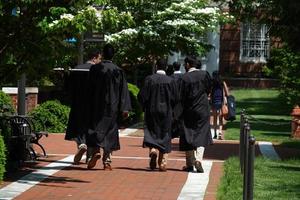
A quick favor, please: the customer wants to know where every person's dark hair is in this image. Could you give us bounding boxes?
[173,61,181,71]
[87,50,101,61]
[212,70,222,86]
[102,43,115,60]
[196,59,202,69]
[184,56,198,68]
[156,58,167,71]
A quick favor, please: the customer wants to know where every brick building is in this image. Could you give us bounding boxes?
[1,87,38,113]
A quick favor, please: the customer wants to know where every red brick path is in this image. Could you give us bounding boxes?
[1,133,256,200]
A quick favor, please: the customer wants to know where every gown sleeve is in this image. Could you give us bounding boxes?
[137,76,151,111]
[119,70,132,112]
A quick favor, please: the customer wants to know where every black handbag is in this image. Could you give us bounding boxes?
[224,95,236,121]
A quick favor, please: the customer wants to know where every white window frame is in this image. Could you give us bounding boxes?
[240,23,270,63]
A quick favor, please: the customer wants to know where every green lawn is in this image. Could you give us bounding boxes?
[217,157,300,200]
[225,89,300,145]
[218,89,300,200]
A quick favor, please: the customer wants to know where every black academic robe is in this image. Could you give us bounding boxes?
[179,70,213,151]
[65,63,92,144]
[87,61,131,152]
[138,73,178,153]
[170,73,184,138]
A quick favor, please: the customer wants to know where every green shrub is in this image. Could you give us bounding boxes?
[127,83,143,124]
[263,46,300,106]
[0,134,6,181]
[0,91,15,179]
[29,100,70,133]
[0,91,15,140]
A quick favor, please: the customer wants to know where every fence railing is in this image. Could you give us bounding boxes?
[239,109,256,200]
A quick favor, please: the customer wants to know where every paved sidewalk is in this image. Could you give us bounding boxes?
[0,131,258,200]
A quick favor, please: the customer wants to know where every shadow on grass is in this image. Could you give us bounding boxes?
[271,165,300,172]
[226,118,290,133]
[280,140,300,149]
[261,132,291,137]
[237,96,291,116]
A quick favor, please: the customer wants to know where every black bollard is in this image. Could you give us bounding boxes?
[243,123,250,200]
[239,109,246,173]
[247,135,256,200]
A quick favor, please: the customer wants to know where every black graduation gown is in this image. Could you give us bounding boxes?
[138,73,178,153]
[170,73,184,138]
[65,63,92,144]
[87,61,131,152]
[179,70,213,151]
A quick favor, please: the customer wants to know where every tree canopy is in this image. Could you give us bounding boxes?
[0,0,233,86]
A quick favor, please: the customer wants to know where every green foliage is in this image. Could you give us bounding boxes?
[106,0,234,65]
[0,91,15,142]
[263,46,300,106]
[0,91,14,180]
[0,1,134,86]
[0,1,233,87]
[218,156,300,200]
[0,134,6,182]
[217,157,242,200]
[225,89,300,148]
[127,83,143,123]
[29,100,70,133]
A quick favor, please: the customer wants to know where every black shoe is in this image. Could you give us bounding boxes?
[87,152,101,169]
[73,144,87,165]
[195,161,204,173]
[149,152,157,170]
[182,166,194,172]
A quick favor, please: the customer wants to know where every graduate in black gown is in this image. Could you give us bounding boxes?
[170,61,184,138]
[138,58,178,171]
[180,56,212,173]
[86,44,131,170]
[65,50,101,165]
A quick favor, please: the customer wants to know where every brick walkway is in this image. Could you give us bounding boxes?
[0,132,260,200]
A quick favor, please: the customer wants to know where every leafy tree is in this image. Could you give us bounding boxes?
[263,46,300,105]
[0,0,233,86]
[0,0,134,86]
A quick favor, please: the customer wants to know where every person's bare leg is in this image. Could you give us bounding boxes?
[218,112,224,139]
[213,109,218,139]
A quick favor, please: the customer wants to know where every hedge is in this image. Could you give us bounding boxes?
[0,90,15,180]
[29,100,70,133]
[0,134,6,181]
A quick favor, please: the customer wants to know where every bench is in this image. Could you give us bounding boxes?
[9,115,48,161]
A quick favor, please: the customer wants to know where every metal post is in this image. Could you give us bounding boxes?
[243,123,250,200]
[78,34,84,65]
[240,109,245,173]
[247,135,256,200]
[17,73,26,115]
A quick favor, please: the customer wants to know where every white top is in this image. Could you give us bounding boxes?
[188,67,199,73]
[156,70,166,75]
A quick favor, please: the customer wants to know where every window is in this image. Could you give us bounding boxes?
[240,23,270,63]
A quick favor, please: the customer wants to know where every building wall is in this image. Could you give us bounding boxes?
[219,24,265,77]
[1,87,38,113]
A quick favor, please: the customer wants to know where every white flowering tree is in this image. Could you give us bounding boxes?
[0,0,233,85]
[104,0,233,66]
